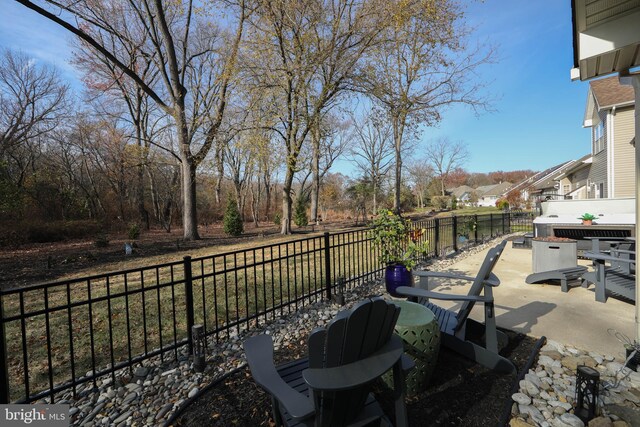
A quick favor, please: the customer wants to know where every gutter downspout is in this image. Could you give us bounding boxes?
[608,106,616,197]
[619,73,640,342]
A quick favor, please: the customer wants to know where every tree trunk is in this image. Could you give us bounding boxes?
[162,167,180,232]
[250,180,260,227]
[280,168,294,234]
[263,177,272,221]
[214,145,224,204]
[373,178,378,215]
[392,120,402,214]
[310,124,320,225]
[234,179,243,220]
[135,126,149,230]
[180,151,199,240]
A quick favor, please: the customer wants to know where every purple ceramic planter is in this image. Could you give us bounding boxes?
[384,263,413,297]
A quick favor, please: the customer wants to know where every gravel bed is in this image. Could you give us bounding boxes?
[510,340,640,427]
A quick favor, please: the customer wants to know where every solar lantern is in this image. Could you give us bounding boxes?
[574,365,599,423]
[192,324,206,373]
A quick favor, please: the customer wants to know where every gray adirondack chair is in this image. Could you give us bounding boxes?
[583,250,635,303]
[243,298,411,427]
[396,240,516,374]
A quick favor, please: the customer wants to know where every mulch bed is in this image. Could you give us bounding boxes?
[171,330,540,427]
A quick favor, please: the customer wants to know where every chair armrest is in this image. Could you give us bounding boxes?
[414,271,500,287]
[395,286,489,303]
[584,251,636,265]
[611,249,636,256]
[244,335,315,420]
[303,335,404,392]
[414,270,477,282]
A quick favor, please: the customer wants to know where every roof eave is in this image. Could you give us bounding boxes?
[597,100,635,111]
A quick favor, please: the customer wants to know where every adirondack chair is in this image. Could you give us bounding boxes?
[396,240,516,374]
[582,250,636,303]
[243,298,411,427]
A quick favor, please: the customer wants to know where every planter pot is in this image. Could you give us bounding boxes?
[384,263,413,297]
[581,220,593,226]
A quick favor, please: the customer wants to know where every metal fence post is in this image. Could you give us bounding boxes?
[490,214,494,236]
[184,256,195,354]
[0,296,9,403]
[434,218,440,257]
[452,216,458,252]
[503,212,508,234]
[324,232,332,300]
[474,214,479,244]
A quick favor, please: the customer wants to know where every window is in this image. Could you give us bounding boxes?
[592,118,605,154]
[598,182,605,199]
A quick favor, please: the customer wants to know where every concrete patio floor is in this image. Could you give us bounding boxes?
[425,240,636,358]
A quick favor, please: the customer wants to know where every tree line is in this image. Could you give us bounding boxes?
[4,0,497,240]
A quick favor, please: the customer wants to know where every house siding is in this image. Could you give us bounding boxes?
[561,166,590,199]
[612,106,635,197]
[588,110,608,198]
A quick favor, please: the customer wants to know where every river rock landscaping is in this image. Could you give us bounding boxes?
[510,340,640,427]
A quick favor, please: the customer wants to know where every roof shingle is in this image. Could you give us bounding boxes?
[590,76,635,109]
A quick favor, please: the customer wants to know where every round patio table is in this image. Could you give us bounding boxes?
[385,300,440,396]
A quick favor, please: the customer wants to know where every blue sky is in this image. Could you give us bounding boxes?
[427,0,591,173]
[1,0,591,175]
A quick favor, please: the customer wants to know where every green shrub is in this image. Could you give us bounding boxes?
[431,196,449,210]
[273,213,281,225]
[294,195,308,227]
[223,197,244,236]
[451,196,458,210]
[128,223,141,240]
[495,199,509,210]
[369,209,428,270]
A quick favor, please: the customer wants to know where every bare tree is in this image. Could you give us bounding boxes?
[15,0,248,240]
[244,0,386,234]
[424,137,469,196]
[356,0,494,212]
[0,49,68,191]
[306,115,349,224]
[407,161,434,208]
[348,110,394,214]
[71,28,163,229]
[224,134,256,219]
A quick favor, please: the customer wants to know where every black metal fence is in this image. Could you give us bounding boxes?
[0,211,533,403]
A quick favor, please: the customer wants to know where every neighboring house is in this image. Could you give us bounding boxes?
[476,182,512,207]
[528,160,581,203]
[582,76,636,199]
[553,153,592,200]
[509,161,573,204]
[448,185,475,206]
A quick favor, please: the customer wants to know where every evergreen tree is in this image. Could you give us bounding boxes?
[223,196,243,236]
[294,194,308,227]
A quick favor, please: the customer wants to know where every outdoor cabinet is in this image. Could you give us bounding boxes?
[532,239,578,273]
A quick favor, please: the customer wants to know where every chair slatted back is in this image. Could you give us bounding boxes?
[454,241,506,328]
[307,298,400,426]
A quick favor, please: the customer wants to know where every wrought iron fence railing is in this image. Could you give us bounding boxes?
[0,211,533,403]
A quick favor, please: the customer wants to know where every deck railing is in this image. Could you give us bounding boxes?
[0,211,533,403]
